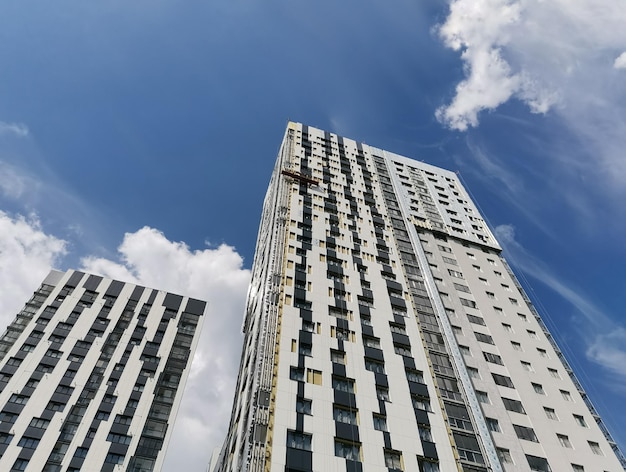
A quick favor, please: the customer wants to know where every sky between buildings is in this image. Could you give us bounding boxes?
[1,1,625,470]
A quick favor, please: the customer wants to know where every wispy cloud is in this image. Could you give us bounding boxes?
[495,224,626,388]
[614,52,626,70]
[0,121,29,138]
[453,140,561,241]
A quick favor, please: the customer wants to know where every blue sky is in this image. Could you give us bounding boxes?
[1,0,625,470]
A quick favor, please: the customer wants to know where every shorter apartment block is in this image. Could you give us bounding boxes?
[0,269,205,471]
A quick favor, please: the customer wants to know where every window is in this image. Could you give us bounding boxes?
[467,367,480,379]
[10,459,28,472]
[334,440,360,461]
[474,332,494,344]
[46,401,64,412]
[332,377,355,393]
[394,344,411,356]
[373,414,387,431]
[521,361,534,372]
[502,323,513,332]
[544,407,559,420]
[376,387,390,401]
[526,455,551,472]
[8,394,28,405]
[527,329,538,339]
[416,427,432,442]
[573,414,587,427]
[29,418,50,429]
[483,351,503,365]
[492,373,514,388]
[114,415,133,425]
[306,369,322,385]
[557,434,572,448]
[17,436,39,449]
[459,345,471,356]
[514,424,538,442]
[479,277,488,285]
[511,341,522,351]
[588,441,603,455]
[486,291,495,299]
[497,448,513,464]
[412,395,432,412]
[384,450,403,470]
[532,383,545,394]
[548,368,560,379]
[104,453,124,465]
[290,367,305,382]
[571,465,584,472]
[365,359,385,374]
[560,390,573,401]
[448,269,464,279]
[333,406,357,424]
[406,369,424,383]
[502,397,525,414]
[299,343,312,356]
[460,298,477,309]
[74,447,89,458]
[296,398,311,415]
[287,431,312,450]
[467,314,485,325]
[331,350,345,364]
[419,459,440,472]
[475,391,489,403]
[486,417,501,432]
[454,283,471,293]
[509,298,519,305]
[362,336,380,348]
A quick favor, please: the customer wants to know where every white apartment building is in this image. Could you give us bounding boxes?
[212,122,625,472]
[0,269,205,471]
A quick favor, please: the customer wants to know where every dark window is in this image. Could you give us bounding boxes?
[514,424,538,442]
[286,431,312,451]
[492,373,514,388]
[502,397,525,414]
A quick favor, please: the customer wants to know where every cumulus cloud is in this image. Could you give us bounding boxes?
[81,227,250,471]
[0,211,67,328]
[436,0,626,133]
[615,52,626,69]
[0,121,29,137]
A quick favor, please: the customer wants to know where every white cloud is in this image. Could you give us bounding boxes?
[0,121,29,137]
[0,211,67,328]
[81,227,250,471]
[615,52,626,69]
[436,0,626,135]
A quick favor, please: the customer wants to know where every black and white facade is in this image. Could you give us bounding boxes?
[0,269,205,471]
[212,122,625,472]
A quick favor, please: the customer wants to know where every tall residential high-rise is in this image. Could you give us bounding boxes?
[0,269,205,472]
[212,122,625,472]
